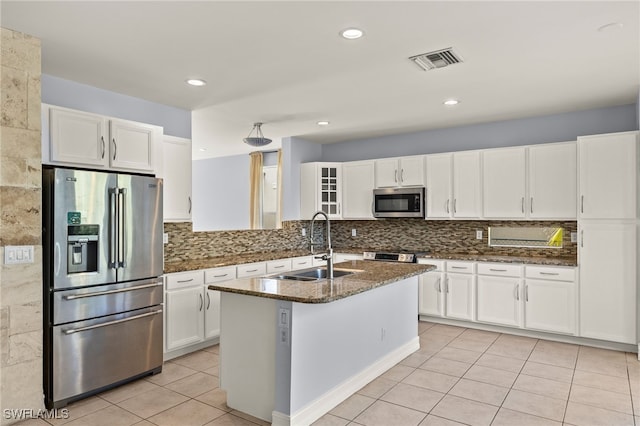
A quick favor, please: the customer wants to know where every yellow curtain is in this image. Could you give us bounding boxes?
[249,151,263,229]
[276,149,283,228]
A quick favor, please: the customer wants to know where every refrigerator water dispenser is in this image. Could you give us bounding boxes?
[67,225,99,274]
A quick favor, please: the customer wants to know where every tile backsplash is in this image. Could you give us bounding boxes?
[164,219,577,263]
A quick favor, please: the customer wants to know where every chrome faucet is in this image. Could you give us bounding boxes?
[310,210,334,279]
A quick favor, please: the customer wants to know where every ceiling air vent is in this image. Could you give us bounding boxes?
[409,48,463,71]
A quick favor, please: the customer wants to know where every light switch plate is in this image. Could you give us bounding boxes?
[476,230,483,240]
[163,233,169,244]
[301,228,306,237]
[4,245,34,264]
[570,232,578,243]
[351,228,357,237]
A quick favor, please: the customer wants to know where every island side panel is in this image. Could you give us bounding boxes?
[219,292,277,421]
[288,276,419,419]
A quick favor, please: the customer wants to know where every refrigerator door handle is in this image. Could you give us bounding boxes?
[109,188,118,268]
[118,188,127,268]
[54,242,61,277]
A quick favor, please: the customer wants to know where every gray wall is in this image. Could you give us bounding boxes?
[282,136,322,221]
[321,103,638,162]
[192,154,250,231]
[41,74,191,138]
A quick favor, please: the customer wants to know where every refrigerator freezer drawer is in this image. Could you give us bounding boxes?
[53,278,163,324]
[51,306,163,405]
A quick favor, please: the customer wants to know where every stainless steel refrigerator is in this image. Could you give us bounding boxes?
[42,166,164,408]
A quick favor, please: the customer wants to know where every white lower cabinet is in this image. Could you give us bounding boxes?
[418,260,445,317]
[204,288,221,340]
[165,271,206,352]
[445,262,476,321]
[524,279,575,335]
[476,264,523,328]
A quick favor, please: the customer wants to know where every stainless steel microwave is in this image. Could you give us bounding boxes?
[373,187,425,218]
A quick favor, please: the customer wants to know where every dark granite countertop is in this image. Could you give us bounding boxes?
[207,260,434,303]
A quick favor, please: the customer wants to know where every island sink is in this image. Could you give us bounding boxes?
[271,267,363,281]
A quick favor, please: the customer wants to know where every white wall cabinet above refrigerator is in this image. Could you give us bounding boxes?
[44,104,161,174]
[159,135,192,222]
[375,156,424,188]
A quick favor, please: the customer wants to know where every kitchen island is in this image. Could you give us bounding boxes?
[208,260,434,426]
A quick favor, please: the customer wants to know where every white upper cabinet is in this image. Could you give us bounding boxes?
[578,132,638,219]
[483,147,527,218]
[375,156,424,188]
[47,105,161,174]
[300,162,342,219]
[342,160,375,219]
[425,151,481,219]
[161,136,192,222]
[528,142,576,219]
[49,107,108,168]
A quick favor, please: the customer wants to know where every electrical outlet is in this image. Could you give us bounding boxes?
[351,228,357,237]
[301,228,306,237]
[4,245,34,264]
[571,232,578,243]
[163,233,168,244]
[476,230,483,240]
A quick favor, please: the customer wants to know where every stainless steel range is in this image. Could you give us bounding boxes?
[42,166,164,408]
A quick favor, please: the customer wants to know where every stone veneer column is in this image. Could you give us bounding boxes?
[0,27,44,424]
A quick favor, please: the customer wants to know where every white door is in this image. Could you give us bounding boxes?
[204,288,221,340]
[49,107,108,167]
[528,143,576,219]
[262,165,279,229]
[524,279,575,334]
[445,273,475,321]
[419,272,445,316]
[342,161,375,219]
[375,159,399,187]
[109,119,158,172]
[453,151,482,218]
[165,287,204,351]
[162,136,192,221]
[476,276,521,327]
[579,221,636,344]
[399,157,425,186]
[483,147,526,218]
[579,132,637,219]
[425,154,452,218]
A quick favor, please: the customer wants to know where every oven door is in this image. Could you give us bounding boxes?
[373,187,425,218]
[52,306,163,404]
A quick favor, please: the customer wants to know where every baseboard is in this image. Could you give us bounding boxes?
[272,337,420,426]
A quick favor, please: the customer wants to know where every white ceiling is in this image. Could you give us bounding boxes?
[2,1,639,159]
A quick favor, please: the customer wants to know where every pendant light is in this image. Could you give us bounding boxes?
[243,122,272,147]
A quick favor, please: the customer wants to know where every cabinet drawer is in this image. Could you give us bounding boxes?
[525,266,576,282]
[477,263,522,277]
[418,259,445,272]
[266,259,292,274]
[236,262,267,278]
[291,256,313,270]
[446,261,475,274]
[205,266,236,283]
[166,270,204,290]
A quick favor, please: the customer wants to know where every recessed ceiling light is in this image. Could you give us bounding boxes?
[186,79,207,87]
[317,121,330,126]
[597,22,623,32]
[198,148,207,152]
[340,28,364,40]
[443,99,460,106]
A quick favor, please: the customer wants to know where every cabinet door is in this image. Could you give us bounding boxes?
[476,276,521,327]
[375,159,399,188]
[425,154,452,218]
[165,286,204,351]
[109,119,158,173]
[579,221,637,343]
[291,256,313,270]
[453,151,482,218]
[419,272,445,316]
[524,279,575,335]
[319,164,342,219]
[483,147,526,218]
[162,136,192,221]
[49,107,108,167]
[342,161,375,219]
[528,143,576,219]
[399,157,424,186]
[204,288,221,340]
[445,273,475,321]
[579,132,637,219]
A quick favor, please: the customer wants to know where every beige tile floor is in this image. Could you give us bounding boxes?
[18,321,640,426]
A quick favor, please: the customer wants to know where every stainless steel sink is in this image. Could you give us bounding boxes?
[271,267,363,281]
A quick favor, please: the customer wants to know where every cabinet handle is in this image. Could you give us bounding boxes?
[199,293,203,311]
[515,284,520,301]
[245,269,258,273]
[436,278,441,293]
[188,196,192,214]
[489,268,507,272]
[446,199,450,214]
[539,272,559,276]
[394,169,398,183]
[177,278,194,283]
[581,195,584,213]
[525,285,529,302]
[213,273,228,278]
[450,266,467,270]
[581,230,584,248]
[112,138,117,161]
[521,197,525,213]
[206,292,211,310]
[101,136,105,159]
[453,199,457,214]
[530,197,533,214]
[401,169,405,183]
[273,265,285,269]
[445,278,449,293]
